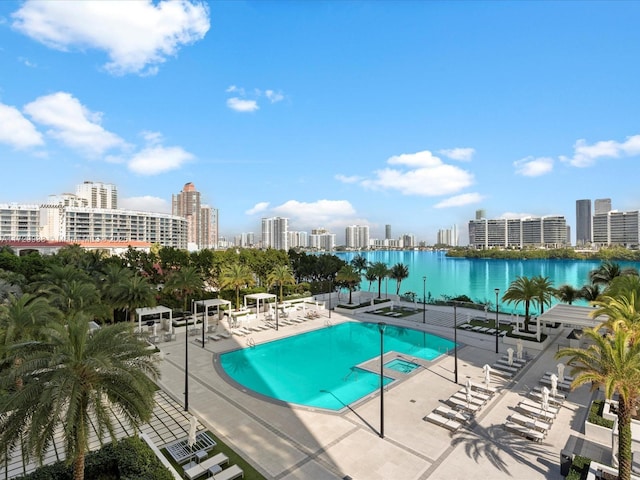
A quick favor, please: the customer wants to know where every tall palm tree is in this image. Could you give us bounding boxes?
[389,263,409,295]
[580,284,602,302]
[557,328,640,480]
[591,284,640,345]
[164,266,203,313]
[0,314,159,480]
[219,263,255,311]
[266,265,296,300]
[589,261,639,287]
[554,284,582,305]
[336,265,360,304]
[502,276,538,332]
[367,262,389,299]
[350,254,368,276]
[364,270,377,292]
[532,275,554,315]
[115,274,158,324]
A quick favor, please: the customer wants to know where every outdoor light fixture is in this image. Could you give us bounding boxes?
[495,288,500,354]
[453,302,458,384]
[422,276,426,324]
[328,279,332,319]
[378,322,387,439]
[185,300,191,411]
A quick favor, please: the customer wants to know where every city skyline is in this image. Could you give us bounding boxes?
[1,1,640,244]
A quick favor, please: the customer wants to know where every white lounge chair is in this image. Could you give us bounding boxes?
[456,389,489,405]
[424,412,462,432]
[509,412,551,433]
[184,452,229,480]
[213,464,244,480]
[529,390,564,406]
[503,421,545,442]
[451,391,484,408]
[516,402,556,423]
[208,334,221,341]
[434,406,470,423]
[446,396,480,414]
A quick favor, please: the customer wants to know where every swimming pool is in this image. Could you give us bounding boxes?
[219,321,455,411]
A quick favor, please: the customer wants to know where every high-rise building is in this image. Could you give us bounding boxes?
[576,199,592,246]
[172,182,216,250]
[475,209,486,220]
[76,181,117,209]
[309,228,335,251]
[200,204,219,249]
[261,217,288,250]
[468,216,567,249]
[345,225,370,250]
[593,210,640,247]
[595,198,612,215]
[288,231,308,249]
[437,225,458,246]
[385,224,392,240]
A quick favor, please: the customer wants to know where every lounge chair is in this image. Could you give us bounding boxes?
[213,464,244,480]
[459,388,491,403]
[472,383,497,395]
[532,385,566,402]
[424,412,462,432]
[184,452,228,480]
[515,402,556,423]
[539,376,571,392]
[208,334,221,341]
[446,395,480,414]
[492,362,519,374]
[451,391,484,408]
[434,406,470,423]
[545,371,575,383]
[509,412,551,433]
[503,421,545,442]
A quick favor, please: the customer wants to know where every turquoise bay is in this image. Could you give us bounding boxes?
[332,250,640,314]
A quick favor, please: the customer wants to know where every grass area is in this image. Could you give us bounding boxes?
[467,317,512,333]
[161,431,266,480]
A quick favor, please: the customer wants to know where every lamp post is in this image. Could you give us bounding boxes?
[328,279,332,319]
[495,288,500,354]
[422,276,426,324]
[185,300,191,411]
[378,322,387,439]
[453,302,458,384]
[200,301,206,348]
[275,295,279,331]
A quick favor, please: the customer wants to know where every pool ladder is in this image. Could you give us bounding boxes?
[246,337,256,348]
[343,367,358,381]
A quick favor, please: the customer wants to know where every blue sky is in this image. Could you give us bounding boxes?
[1,1,639,245]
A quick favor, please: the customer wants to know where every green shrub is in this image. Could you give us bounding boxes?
[566,455,591,480]
[588,400,615,429]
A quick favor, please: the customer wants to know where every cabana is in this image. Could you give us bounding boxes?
[243,293,277,322]
[193,298,232,332]
[135,305,173,334]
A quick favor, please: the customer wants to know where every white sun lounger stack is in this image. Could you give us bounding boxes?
[424,405,471,432]
[503,420,546,442]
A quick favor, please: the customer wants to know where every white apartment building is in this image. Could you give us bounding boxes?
[437,225,458,246]
[288,231,308,249]
[593,210,640,247]
[468,216,568,249]
[345,225,369,250]
[261,217,288,250]
[0,204,40,240]
[76,181,118,209]
[308,229,335,251]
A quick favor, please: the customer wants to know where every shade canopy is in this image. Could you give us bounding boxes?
[135,305,173,333]
[537,304,607,329]
[244,293,277,322]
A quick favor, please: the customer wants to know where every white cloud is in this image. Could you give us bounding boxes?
[434,193,484,208]
[438,147,475,161]
[141,130,163,146]
[335,174,362,184]
[560,134,640,167]
[265,90,284,103]
[18,56,37,68]
[226,98,259,113]
[12,0,210,76]
[245,202,270,215]
[128,145,193,175]
[0,103,44,149]
[513,156,553,177]
[119,195,170,213]
[272,199,359,230]
[361,150,474,196]
[23,92,124,155]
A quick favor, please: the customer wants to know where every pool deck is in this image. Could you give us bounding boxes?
[156,304,611,480]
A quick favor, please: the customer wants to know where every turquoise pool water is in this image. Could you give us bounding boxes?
[219,322,454,411]
[385,358,420,374]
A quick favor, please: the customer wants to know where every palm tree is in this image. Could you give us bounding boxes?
[0,314,159,480]
[389,263,409,295]
[219,263,255,310]
[367,262,389,299]
[554,284,582,305]
[364,270,377,292]
[532,275,554,315]
[502,276,539,332]
[591,283,640,345]
[336,265,360,304]
[164,266,203,314]
[589,261,639,287]
[115,274,158,324]
[350,254,368,276]
[266,265,296,300]
[557,328,640,480]
[580,284,602,302]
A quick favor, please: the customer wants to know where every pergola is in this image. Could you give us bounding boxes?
[537,304,608,330]
[244,293,277,322]
[135,305,173,333]
[193,298,232,323]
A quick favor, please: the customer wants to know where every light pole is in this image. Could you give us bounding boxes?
[275,295,279,331]
[200,301,206,348]
[422,276,426,324]
[378,322,386,439]
[328,279,332,319]
[185,300,191,411]
[495,288,500,354]
[453,302,458,384]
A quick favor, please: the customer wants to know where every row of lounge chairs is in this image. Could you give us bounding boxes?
[491,354,527,379]
[502,376,566,442]
[424,382,497,432]
[458,323,508,337]
[183,452,244,480]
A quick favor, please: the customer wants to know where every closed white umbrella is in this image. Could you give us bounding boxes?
[550,373,558,397]
[507,347,514,366]
[541,386,550,412]
[516,338,523,360]
[466,378,473,400]
[203,315,208,333]
[483,364,492,388]
[188,415,197,462]
[152,323,157,337]
[557,363,565,384]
